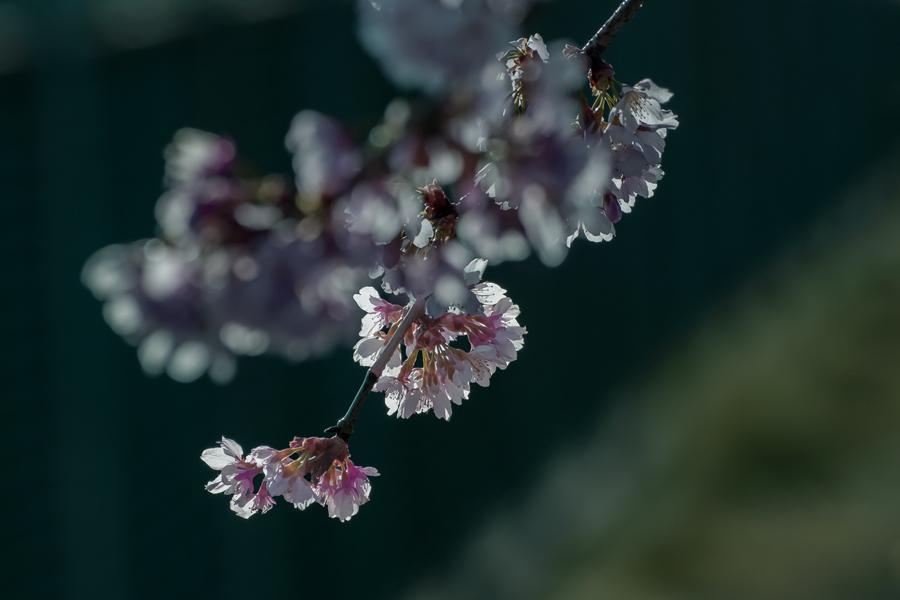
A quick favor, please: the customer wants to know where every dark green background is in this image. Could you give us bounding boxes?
[4,0,900,597]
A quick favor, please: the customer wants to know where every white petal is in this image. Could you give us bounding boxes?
[359,313,385,337]
[286,479,316,509]
[353,336,386,367]
[200,448,234,470]
[266,471,290,497]
[205,475,230,494]
[248,446,276,464]
[633,78,673,103]
[220,437,243,458]
[410,218,434,248]
[472,282,506,305]
[463,258,488,285]
[230,497,255,519]
[353,286,383,312]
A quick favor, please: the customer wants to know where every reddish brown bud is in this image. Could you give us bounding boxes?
[299,436,351,481]
[418,183,456,221]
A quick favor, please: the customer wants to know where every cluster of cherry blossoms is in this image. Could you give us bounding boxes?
[354,261,525,420]
[86,0,678,521]
[202,435,378,521]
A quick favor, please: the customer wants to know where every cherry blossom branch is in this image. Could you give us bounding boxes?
[328,2,650,443]
[326,296,427,441]
[582,0,647,61]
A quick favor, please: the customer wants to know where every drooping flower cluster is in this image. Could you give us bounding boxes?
[570,67,679,246]
[202,435,378,521]
[353,259,525,420]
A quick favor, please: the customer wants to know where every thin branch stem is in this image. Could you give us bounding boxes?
[326,296,427,441]
[582,0,647,61]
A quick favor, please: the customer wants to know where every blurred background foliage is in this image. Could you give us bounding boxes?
[405,163,900,600]
[3,0,900,598]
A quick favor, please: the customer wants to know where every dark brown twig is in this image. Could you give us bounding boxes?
[326,296,427,441]
[582,0,647,61]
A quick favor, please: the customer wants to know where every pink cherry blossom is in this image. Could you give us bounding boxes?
[263,453,318,511]
[314,459,380,522]
[609,79,679,134]
[353,286,405,339]
[201,437,260,501]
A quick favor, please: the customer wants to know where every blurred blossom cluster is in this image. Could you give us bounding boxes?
[85,0,678,393]
[84,129,374,383]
